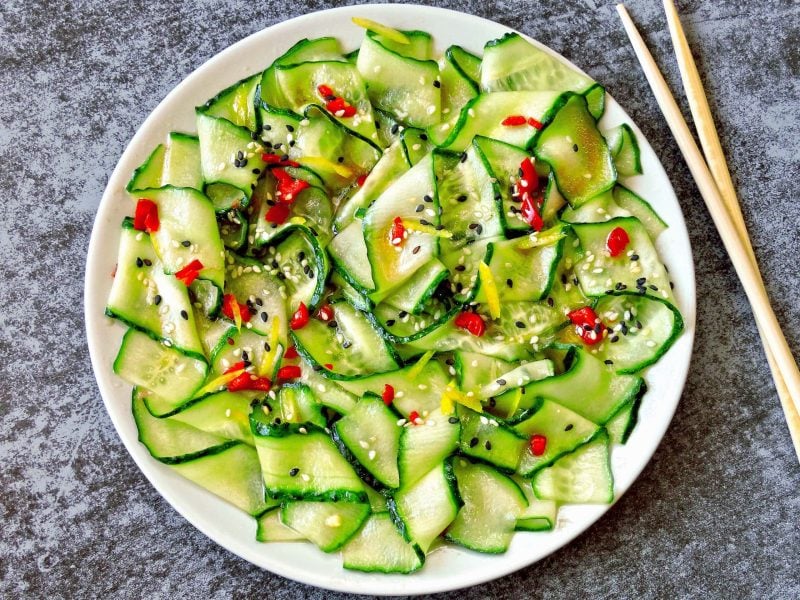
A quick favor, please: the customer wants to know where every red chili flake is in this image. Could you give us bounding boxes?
[408,410,420,424]
[567,306,605,345]
[277,365,302,381]
[174,259,204,286]
[454,311,486,337]
[390,216,405,246]
[527,117,544,130]
[518,157,544,232]
[290,302,310,330]
[326,96,357,118]
[273,168,309,203]
[224,361,246,374]
[133,199,159,233]
[530,434,547,456]
[356,174,368,187]
[222,294,253,323]
[501,115,528,126]
[283,346,299,360]
[382,384,395,406]
[324,363,334,370]
[317,304,334,322]
[317,84,334,98]
[226,337,235,345]
[261,153,300,167]
[265,203,291,225]
[606,226,630,257]
[227,372,272,392]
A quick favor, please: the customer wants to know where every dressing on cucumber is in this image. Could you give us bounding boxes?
[108,18,683,575]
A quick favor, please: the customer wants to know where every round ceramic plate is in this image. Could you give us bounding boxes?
[85,3,695,595]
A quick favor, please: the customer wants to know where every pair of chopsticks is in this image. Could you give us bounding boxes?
[616,2,800,461]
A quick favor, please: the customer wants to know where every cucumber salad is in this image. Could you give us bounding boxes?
[106,19,683,574]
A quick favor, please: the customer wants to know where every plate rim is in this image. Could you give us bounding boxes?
[84,3,696,595]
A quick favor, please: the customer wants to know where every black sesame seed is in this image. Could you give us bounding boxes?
[286,124,294,132]
[610,335,620,343]
[263,124,272,131]
[561,274,568,284]
[412,245,421,255]
[180,310,188,320]
[251,132,259,140]
[620,322,629,335]
[328,320,338,328]
[475,224,483,235]
[455,265,466,272]
[337,156,344,163]
[237,150,244,160]
[460,152,467,163]
[565,423,574,431]
[135,257,143,267]
[615,282,627,290]
[181,240,191,247]
[435,224,445,231]
[455,282,464,293]
[143,259,152,266]
[630,254,639,261]
[515,321,526,328]
[153,294,162,306]
[241,350,249,361]
[274,418,282,424]
[469,437,479,448]
[342,340,352,349]
[288,140,295,148]
[420,219,431,226]
[280,154,290,162]
[605,289,614,295]
[398,311,408,318]
[448,416,459,424]
[496,378,507,386]
[415,204,424,213]
[636,277,647,285]
[419,133,428,141]
[386,319,396,326]
[445,357,455,365]
[423,194,433,203]
[306,269,314,279]
[260,312,268,322]
[649,284,659,291]
[289,468,299,477]
[433,80,441,88]
[375,120,381,129]
[456,194,468,203]
[468,223,479,230]
[489,397,497,407]
[506,278,513,288]
[303,265,311,275]
[572,143,579,152]
[636,320,643,329]
[670,281,675,289]
[547,297,554,307]
[277,272,286,280]
[263,342,271,352]
[594,323,603,333]
[252,168,261,174]
[391,123,400,134]
[604,359,614,365]
[255,298,263,306]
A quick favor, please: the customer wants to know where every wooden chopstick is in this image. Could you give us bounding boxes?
[659,0,800,458]
[615,4,800,456]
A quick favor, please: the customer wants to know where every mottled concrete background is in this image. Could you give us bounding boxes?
[1,0,798,598]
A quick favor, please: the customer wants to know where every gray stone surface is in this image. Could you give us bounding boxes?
[1,0,798,597]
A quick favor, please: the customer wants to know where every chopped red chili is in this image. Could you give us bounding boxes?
[290,302,310,330]
[133,199,159,233]
[277,365,302,381]
[283,346,299,360]
[356,174,368,187]
[606,226,630,257]
[317,84,334,98]
[390,216,405,246]
[273,168,309,203]
[408,410,420,424]
[527,117,544,129]
[518,157,544,231]
[324,363,334,370]
[224,361,246,374]
[382,384,395,406]
[530,434,547,456]
[261,153,300,167]
[501,115,528,126]
[454,311,486,337]
[326,96,357,117]
[222,294,252,323]
[174,259,204,286]
[317,304,334,322]
[265,203,291,225]
[227,372,272,392]
[567,306,605,345]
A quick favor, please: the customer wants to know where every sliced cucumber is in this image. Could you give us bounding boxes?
[342,513,424,573]
[613,185,668,240]
[168,390,257,445]
[333,394,401,488]
[162,132,203,190]
[513,475,557,531]
[445,459,527,553]
[605,123,642,177]
[476,359,556,400]
[200,72,261,131]
[532,432,614,504]
[397,408,460,487]
[512,398,601,475]
[114,329,208,413]
[280,501,370,552]
[457,406,527,472]
[224,251,287,337]
[329,220,375,294]
[381,258,449,315]
[389,460,461,552]
[439,46,480,124]
[256,507,305,542]
[127,143,166,192]
[250,420,366,503]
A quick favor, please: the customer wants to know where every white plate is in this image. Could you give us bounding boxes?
[85,4,695,595]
